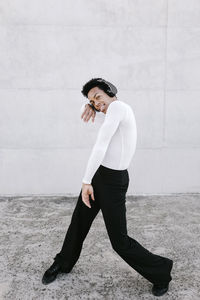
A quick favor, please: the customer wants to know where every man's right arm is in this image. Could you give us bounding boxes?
[80,101,104,123]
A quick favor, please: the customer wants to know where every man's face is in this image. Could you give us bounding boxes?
[87,86,114,114]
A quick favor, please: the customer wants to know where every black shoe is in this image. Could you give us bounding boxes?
[42,261,63,285]
[152,282,169,296]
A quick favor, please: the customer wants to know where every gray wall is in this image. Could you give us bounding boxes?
[0,0,200,195]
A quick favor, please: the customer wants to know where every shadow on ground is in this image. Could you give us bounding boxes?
[0,193,200,300]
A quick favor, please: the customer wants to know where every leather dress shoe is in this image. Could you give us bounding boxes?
[42,261,68,285]
[152,282,169,296]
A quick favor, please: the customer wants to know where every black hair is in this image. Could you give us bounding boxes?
[81,78,118,98]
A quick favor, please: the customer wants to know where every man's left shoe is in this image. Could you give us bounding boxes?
[152,282,169,296]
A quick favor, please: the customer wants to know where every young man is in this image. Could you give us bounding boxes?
[42,78,173,297]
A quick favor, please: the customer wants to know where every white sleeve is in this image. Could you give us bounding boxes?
[82,101,125,184]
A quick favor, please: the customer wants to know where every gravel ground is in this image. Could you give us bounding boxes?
[0,193,199,300]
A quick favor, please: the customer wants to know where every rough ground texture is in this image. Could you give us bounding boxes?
[0,194,200,300]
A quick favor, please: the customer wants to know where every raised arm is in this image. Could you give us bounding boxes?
[82,101,125,184]
[80,101,104,123]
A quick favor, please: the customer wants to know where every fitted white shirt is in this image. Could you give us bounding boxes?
[80,99,137,184]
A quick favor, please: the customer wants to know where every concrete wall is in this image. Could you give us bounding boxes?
[0,0,200,195]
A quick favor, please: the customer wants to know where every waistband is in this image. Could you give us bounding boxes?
[97,164,129,184]
[98,164,127,174]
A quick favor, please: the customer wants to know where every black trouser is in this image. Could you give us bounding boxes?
[53,165,173,285]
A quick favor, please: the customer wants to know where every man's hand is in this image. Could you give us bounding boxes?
[81,183,95,208]
[81,104,96,123]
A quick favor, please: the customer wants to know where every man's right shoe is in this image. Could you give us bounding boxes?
[42,261,67,285]
[152,282,169,296]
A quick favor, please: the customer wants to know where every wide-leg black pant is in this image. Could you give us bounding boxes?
[53,164,173,285]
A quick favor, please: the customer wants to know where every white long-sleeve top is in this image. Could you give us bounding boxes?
[80,99,137,184]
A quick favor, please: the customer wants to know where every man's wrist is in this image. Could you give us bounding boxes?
[82,181,91,185]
